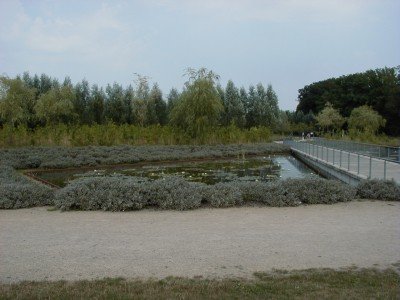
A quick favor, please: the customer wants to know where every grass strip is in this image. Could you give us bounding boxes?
[0,268,398,299]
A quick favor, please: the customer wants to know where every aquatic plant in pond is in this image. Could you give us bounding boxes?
[30,155,315,187]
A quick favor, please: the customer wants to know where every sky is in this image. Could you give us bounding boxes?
[0,0,399,110]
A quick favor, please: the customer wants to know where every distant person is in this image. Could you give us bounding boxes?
[302,132,304,140]
[306,133,311,139]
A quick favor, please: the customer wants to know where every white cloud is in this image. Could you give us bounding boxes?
[0,1,144,69]
[152,0,377,23]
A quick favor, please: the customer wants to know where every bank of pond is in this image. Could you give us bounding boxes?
[0,143,399,210]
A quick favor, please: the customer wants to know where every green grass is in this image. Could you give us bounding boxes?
[1,268,398,299]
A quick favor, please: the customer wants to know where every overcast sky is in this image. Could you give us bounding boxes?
[1,0,399,110]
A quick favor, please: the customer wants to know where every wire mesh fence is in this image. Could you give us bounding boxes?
[309,138,400,163]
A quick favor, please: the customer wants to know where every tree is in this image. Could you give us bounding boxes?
[315,102,345,133]
[296,66,400,135]
[35,85,76,124]
[166,88,179,120]
[39,74,53,95]
[239,87,249,127]
[0,76,36,126]
[87,84,105,124]
[104,83,126,124]
[123,85,134,124]
[132,74,150,126]
[266,84,280,129]
[74,79,90,124]
[147,83,167,125]
[170,68,223,137]
[348,105,386,134]
[222,80,245,127]
[246,85,257,128]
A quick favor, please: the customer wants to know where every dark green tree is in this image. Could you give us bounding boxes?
[87,84,105,124]
[222,80,245,127]
[147,83,167,125]
[74,79,90,124]
[104,83,125,124]
[166,88,180,120]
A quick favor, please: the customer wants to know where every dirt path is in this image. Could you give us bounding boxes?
[1,201,399,283]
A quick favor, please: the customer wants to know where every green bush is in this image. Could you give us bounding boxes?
[202,183,242,207]
[0,165,54,209]
[0,143,289,169]
[356,179,400,201]
[143,176,204,210]
[284,178,356,204]
[236,177,355,206]
[55,176,147,211]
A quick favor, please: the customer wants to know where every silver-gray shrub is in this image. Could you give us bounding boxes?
[236,177,355,206]
[0,143,289,170]
[282,177,356,204]
[143,176,204,210]
[0,165,54,209]
[236,181,299,206]
[55,176,147,211]
[356,179,400,201]
[202,183,242,207]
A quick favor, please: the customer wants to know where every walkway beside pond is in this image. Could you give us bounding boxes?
[1,202,399,283]
[286,140,400,184]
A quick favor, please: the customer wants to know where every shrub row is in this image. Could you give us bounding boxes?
[0,143,289,170]
[0,165,54,209]
[54,176,359,211]
[2,165,399,210]
[356,179,400,201]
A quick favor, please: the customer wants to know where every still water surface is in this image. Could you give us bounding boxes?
[29,155,316,187]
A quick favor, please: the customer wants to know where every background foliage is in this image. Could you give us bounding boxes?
[296,66,400,136]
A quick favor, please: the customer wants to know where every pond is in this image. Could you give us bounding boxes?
[27,155,317,187]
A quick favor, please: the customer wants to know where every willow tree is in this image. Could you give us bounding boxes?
[348,105,386,134]
[35,85,76,124]
[0,76,36,126]
[315,102,345,133]
[170,68,223,137]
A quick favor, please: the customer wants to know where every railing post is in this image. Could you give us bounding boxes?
[322,146,324,160]
[398,147,400,163]
[326,147,329,162]
[369,157,372,179]
[384,160,387,180]
[348,152,350,171]
[357,154,360,175]
[333,149,335,165]
[340,150,342,168]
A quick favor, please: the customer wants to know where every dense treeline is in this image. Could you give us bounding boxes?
[296,66,400,135]
[0,69,281,137]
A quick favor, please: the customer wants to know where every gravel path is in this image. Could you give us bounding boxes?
[1,201,399,283]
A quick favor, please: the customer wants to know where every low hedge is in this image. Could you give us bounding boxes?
[0,143,289,170]
[2,162,399,210]
[54,176,147,211]
[356,179,400,201]
[0,165,54,209]
[53,176,358,211]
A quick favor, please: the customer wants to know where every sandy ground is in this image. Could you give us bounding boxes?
[1,201,399,283]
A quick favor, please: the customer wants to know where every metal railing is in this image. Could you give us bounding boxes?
[284,140,400,183]
[309,137,400,163]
